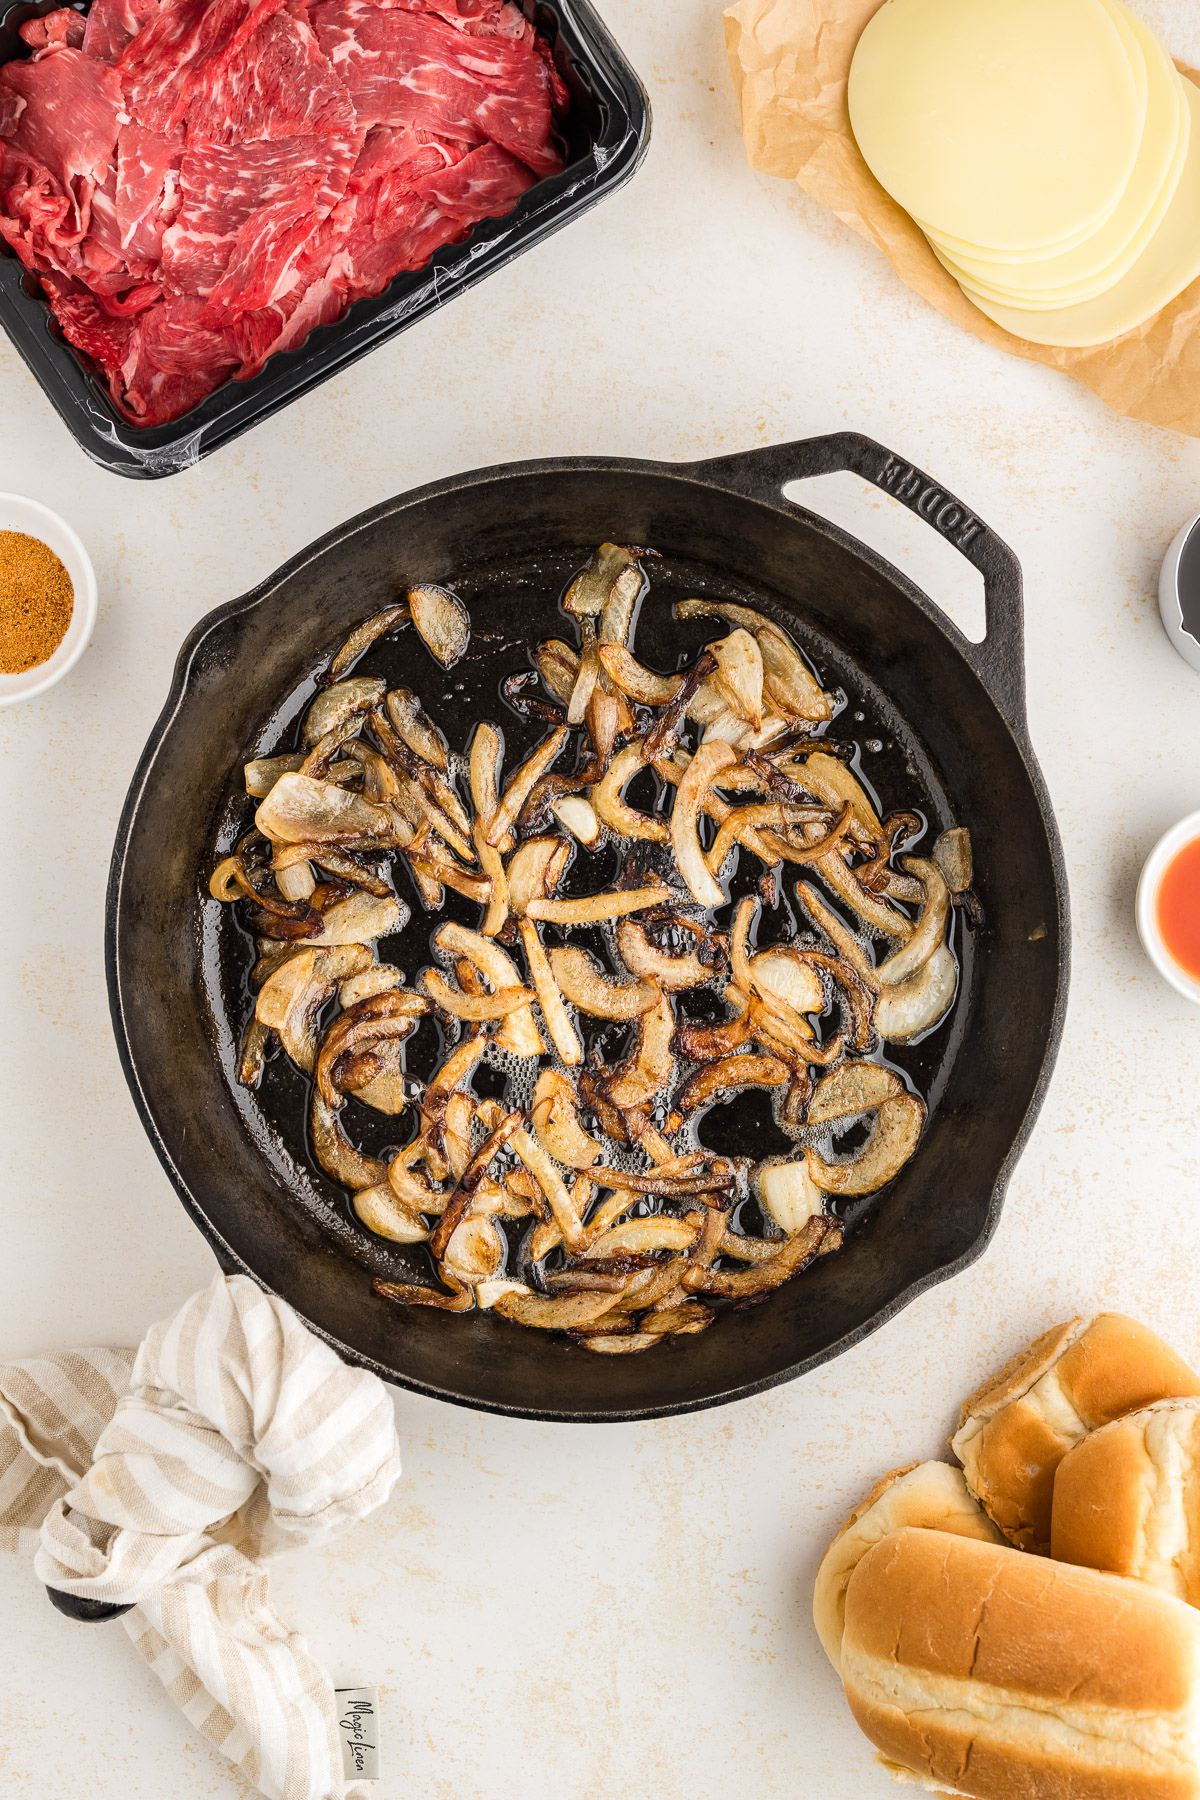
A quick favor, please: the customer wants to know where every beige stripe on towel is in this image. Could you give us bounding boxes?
[0,1274,401,1800]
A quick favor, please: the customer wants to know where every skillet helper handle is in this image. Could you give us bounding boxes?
[696,432,1027,730]
[45,1589,135,1622]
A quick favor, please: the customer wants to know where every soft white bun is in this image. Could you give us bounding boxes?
[951,1315,1200,1552]
[842,1527,1200,1798]
[1052,1398,1200,1603]
[812,1462,1002,1670]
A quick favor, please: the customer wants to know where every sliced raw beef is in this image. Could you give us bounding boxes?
[185,6,356,142]
[0,46,122,208]
[0,0,566,424]
[114,124,182,260]
[82,0,160,62]
[18,11,86,51]
[310,0,560,174]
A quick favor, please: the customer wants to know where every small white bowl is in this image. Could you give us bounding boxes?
[1159,511,1200,676]
[0,494,97,707]
[1136,808,1200,1005]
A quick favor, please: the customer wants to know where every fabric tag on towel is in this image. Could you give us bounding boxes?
[334,1687,381,1781]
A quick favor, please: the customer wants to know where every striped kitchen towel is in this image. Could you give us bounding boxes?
[0,1273,402,1800]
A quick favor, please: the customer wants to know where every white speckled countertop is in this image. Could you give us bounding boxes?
[3,3,1200,1795]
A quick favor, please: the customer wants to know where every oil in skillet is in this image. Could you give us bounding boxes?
[210,554,968,1285]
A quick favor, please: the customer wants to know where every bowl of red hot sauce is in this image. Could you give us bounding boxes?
[1137,812,1200,1003]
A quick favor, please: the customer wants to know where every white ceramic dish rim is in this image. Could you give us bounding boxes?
[1136,807,1200,1005]
[0,493,97,707]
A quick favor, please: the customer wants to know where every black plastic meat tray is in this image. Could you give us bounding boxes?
[0,0,650,478]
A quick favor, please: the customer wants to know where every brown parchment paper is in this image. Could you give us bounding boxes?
[724,0,1200,436]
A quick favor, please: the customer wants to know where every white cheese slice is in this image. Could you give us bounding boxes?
[965,76,1200,346]
[928,6,1188,303]
[848,0,1146,252]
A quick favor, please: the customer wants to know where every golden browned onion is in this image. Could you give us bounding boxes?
[486,727,569,847]
[874,942,957,1042]
[615,915,721,990]
[531,1069,603,1169]
[407,583,470,667]
[302,677,386,747]
[676,599,832,722]
[519,918,582,1067]
[384,688,448,770]
[506,834,570,916]
[526,883,672,926]
[533,638,579,707]
[592,743,668,844]
[328,606,410,679]
[602,993,676,1108]
[805,1061,925,1196]
[257,773,406,848]
[256,944,373,1073]
[549,946,658,1019]
[707,627,764,728]
[690,1215,841,1298]
[676,1051,790,1115]
[353,1182,428,1244]
[672,739,736,906]
[597,643,681,705]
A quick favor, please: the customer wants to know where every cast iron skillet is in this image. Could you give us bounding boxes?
[106,432,1069,1422]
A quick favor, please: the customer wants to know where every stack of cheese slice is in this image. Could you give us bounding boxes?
[848,0,1200,348]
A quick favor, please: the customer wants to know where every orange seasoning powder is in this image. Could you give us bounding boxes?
[0,530,74,673]
[1157,836,1200,982]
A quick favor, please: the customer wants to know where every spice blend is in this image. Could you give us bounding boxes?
[0,531,73,674]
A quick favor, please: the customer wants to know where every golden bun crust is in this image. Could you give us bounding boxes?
[842,1528,1200,1799]
[1052,1399,1200,1603]
[812,1462,1002,1669]
[952,1316,1200,1552]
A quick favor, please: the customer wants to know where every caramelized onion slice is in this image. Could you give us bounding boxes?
[807,1091,924,1196]
[421,970,533,1020]
[507,834,570,916]
[533,639,579,707]
[875,858,950,988]
[302,677,387,748]
[385,688,448,770]
[256,944,372,1073]
[532,1069,603,1168]
[672,740,736,907]
[615,916,720,991]
[933,826,973,895]
[312,1090,388,1191]
[603,993,676,1108]
[676,1051,789,1115]
[353,1183,428,1244]
[487,727,569,847]
[310,892,408,947]
[749,946,825,1016]
[435,923,527,995]
[691,1215,841,1298]
[526,883,672,926]
[407,584,470,668]
[244,752,305,798]
[675,599,832,722]
[328,607,409,679]
[494,1287,619,1331]
[757,1159,824,1235]
[592,744,668,844]
[373,1275,474,1313]
[519,918,582,1068]
[708,628,764,728]
[875,942,957,1042]
[597,644,681,705]
[257,774,404,848]
[549,946,658,1019]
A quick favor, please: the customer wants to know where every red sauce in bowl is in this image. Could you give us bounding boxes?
[1157,837,1200,980]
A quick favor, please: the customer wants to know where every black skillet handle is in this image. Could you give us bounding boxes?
[46,1589,135,1622]
[693,432,1027,730]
